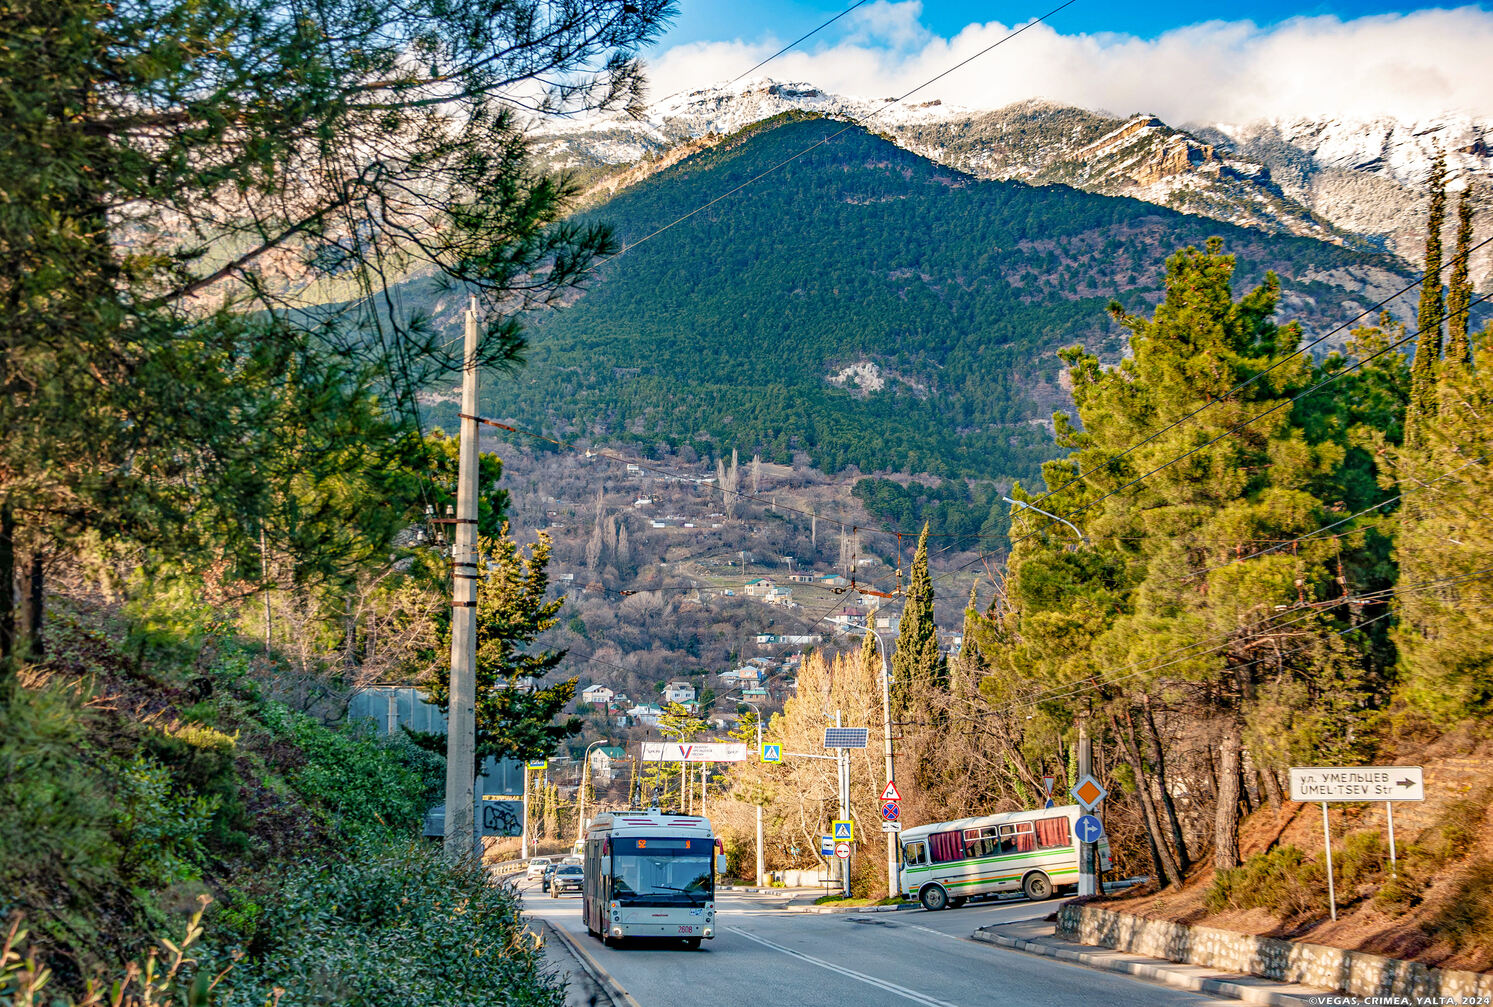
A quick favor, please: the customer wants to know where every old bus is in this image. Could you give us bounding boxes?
[899,804,1111,910]
[583,810,728,949]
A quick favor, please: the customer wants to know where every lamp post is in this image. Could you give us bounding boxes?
[737,695,766,888]
[1003,496,1089,546]
[868,628,899,901]
[578,738,608,846]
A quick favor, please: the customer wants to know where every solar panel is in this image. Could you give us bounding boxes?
[824,727,870,749]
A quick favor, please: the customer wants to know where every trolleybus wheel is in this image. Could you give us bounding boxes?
[684,938,702,950]
[919,884,949,912]
[1022,871,1053,902]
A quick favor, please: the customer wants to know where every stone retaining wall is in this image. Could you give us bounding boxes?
[1056,904,1493,1000]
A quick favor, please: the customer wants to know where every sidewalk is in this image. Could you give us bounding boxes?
[971,917,1337,1007]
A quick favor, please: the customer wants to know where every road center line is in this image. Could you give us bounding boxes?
[726,927,961,1007]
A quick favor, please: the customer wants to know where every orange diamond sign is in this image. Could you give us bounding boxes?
[1071,775,1107,810]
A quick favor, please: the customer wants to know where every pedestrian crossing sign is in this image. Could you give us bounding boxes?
[761,743,782,763]
[832,820,854,842]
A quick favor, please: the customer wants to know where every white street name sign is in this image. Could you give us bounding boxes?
[641,742,749,763]
[1289,766,1424,802]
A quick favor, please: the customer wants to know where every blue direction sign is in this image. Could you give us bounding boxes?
[832,820,854,842]
[1075,814,1104,844]
[820,835,834,857]
[761,743,782,763]
[881,802,900,822]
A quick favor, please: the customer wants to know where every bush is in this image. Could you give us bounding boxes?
[1424,859,1493,955]
[1205,845,1323,917]
[207,833,564,1007]
[114,755,219,885]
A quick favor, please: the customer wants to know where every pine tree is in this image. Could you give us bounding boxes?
[1445,188,1476,367]
[890,525,945,715]
[1409,154,1449,438]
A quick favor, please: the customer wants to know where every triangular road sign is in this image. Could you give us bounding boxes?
[879,781,903,802]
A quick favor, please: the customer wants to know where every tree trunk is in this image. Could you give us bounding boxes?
[1237,761,1253,816]
[0,502,13,665]
[23,547,43,659]
[1214,727,1242,870]
[1142,696,1190,874]
[1115,711,1183,887]
[1260,764,1285,810]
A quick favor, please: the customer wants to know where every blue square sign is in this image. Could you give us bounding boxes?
[761,743,782,763]
[820,835,834,856]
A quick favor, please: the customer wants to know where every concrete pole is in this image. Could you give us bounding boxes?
[443,294,481,861]
[521,765,531,860]
[753,704,765,886]
[877,631,898,900]
[1077,719,1095,896]
[837,710,851,898]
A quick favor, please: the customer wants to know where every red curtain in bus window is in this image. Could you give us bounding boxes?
[929,831,965,863]
[1013,829,1035,853]
[1034,817,1069,849]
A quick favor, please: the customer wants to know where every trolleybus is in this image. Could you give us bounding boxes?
[583,809,727,949]
[899,804,1111,910]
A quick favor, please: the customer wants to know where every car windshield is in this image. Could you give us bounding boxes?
[610,837,713,906]
[558,867,582,875]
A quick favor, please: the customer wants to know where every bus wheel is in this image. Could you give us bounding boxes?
[948,897,968,909]
[919,884,949,911]
[1022,872,1053,901]
[684,938,702,950]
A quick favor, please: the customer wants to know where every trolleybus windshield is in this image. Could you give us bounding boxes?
[609,837,713,905]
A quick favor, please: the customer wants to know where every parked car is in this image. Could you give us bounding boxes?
[525,857,553,880]
[550,865,584,897]
[561,855,582,867]
[541,862,558,891]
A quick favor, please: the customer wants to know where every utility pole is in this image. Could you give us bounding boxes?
[1077,719,1096,896]
[837,710,851,899]
[521,763,531,860]
[876,631,898,900]
[442,295,480,862]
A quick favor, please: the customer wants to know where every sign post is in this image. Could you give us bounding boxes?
[1289,766,1425,921]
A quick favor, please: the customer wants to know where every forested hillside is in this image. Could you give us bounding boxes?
[443,114,1413,482]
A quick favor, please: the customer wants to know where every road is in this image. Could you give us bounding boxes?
[519,883,1244,1007]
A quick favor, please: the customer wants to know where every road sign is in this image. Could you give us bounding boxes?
[835,841,851,859]
[1075,814,1104,844]
[761,743,782,764]
[820,835,834,856]
[882,821,902,833]
[526,760,547,769]
[1289,766,1425,802]
[881,802,900,822]
[824,727,870,749]
[879,780,903,802]
[1042,776,1055,796]
[641,742,749,762]
[832,820,854,842]
[1071,774,1108,810]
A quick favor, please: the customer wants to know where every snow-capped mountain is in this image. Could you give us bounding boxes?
[530,80,1493,283]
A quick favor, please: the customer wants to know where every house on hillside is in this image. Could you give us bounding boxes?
[626,703,664,726]
[818,574,849,588]
[581,684,615,705]
[721,666,762,686]
[588,745,628,782]
[787,572,814,583]
[764,586,794,607]
[742,687,768,700]
[743,577,775,598]
[663,680,697,704]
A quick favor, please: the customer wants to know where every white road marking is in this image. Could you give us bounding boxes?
[902,923,970,942]
[726,927,961,1007]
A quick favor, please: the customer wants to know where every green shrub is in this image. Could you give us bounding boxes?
[114,755,219,885]
[207,834,564,1007]
[1374,872,1423,912]
[1424,859,1493,955]
[1333,830,1387,891]
[263,704,442,833]
[1205,845,1322,917]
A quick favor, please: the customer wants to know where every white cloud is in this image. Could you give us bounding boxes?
[645,6,1493,124]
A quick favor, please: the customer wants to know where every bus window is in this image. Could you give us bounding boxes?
[929,831,965,863]
[903,841,928,866]
[1034,816,1070,849]
[963,828,999,858]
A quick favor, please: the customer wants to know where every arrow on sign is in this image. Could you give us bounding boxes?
[1397,778,1416,788]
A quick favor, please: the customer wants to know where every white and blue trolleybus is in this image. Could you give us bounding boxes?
[899,804,1111,910]
[583,809,726,949]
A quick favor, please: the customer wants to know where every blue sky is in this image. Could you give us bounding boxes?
[638,1,1493,122]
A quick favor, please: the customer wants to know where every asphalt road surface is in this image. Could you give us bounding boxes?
[519,882,1245,1007]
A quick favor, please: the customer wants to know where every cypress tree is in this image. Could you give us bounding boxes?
[1445,188,1476,367]
[1409,155,1449,437]
[890,525,944,714]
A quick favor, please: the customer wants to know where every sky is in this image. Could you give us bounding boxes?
[636,0,1493,123]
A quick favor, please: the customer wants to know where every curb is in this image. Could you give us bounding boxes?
[781,902,919,914]
[969,930,1314,1007]
[540,921,642,1007]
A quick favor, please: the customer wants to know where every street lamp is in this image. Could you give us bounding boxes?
[866,628,899,901]
[1003,496,1089,546]
[730,691,768,888]
[577,738,608,846]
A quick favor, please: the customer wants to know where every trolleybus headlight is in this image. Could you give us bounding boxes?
[611,927,622,937]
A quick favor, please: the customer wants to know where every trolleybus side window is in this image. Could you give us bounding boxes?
[1034,816,1070,849]
[903,841,928,866]
[998,822,1036,853]
[929,830,965,863]
[962,828,1000,858]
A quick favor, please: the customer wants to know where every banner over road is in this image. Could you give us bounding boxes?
[641,742,748,762]
[1289,766,1424,802]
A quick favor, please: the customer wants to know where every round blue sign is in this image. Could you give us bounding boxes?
[1075,814,1104,843]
